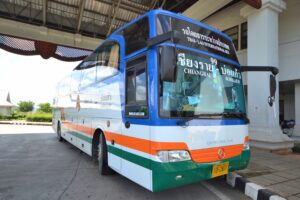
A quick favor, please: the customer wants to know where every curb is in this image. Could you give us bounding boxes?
[0,121,51,126]
[226,172,286,200]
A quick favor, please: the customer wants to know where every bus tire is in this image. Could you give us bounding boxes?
[98,133,114,175]
[57,123,64,142]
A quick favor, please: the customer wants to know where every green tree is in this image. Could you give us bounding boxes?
[37,103,52,113]
[18,101,35,112]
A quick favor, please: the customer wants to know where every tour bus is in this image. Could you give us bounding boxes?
[53,9,277,192]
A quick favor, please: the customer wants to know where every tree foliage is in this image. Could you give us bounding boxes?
[17,101,35,112]
[37,103,52,113]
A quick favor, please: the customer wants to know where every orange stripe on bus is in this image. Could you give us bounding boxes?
[104,131,188,156]
[190,144,243,163]
[63,121,95,136]
[62,122,243,162]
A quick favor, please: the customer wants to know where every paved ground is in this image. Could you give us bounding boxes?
[0,124,250,200]
[237,148,300,200]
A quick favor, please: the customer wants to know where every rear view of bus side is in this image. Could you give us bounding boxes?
[52,9,250,192]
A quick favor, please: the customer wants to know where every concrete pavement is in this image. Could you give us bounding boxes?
[237,148,300,200]
[0,124,250,200]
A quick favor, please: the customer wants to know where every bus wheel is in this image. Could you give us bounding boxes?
[98,134,114,175]
[57,123,63,142]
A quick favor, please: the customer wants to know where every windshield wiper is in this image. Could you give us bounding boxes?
[176,112,250,126]
[222,112,250,124]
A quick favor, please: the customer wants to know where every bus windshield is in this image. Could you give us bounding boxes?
[159,48,246,118]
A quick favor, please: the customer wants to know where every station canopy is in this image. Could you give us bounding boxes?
[0,0,197,61]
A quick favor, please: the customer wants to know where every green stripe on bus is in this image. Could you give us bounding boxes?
[68,131,92,143]
[107,145,151,170]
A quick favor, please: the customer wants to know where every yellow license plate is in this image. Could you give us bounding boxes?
[212,162,229,178]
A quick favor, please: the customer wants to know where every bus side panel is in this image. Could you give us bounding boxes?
[90,80,123,172]
[105,118,123,172]
[76,112,93,155]
[62,108,78,147]
[120,124,152,191]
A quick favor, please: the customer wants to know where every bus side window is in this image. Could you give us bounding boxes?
[70,70,82,92]
[74,41,119,90]
[125,56,148,118]
[80,67,96,89]
[96,42,120,82]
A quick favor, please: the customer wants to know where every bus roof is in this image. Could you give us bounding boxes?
[110,9,232,42]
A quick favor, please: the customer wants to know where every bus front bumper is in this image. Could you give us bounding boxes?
[152,149,250,192]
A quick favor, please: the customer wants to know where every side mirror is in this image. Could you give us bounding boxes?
[160,46,177,82]
[268,74,277,106]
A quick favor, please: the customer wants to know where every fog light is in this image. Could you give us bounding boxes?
[157,150,191,162]
[175,175,183,180]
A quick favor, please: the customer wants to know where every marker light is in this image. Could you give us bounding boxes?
[157,150,191,162]
[243,136,250,150]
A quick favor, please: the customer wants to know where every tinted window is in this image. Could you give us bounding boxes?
[126,69,136,104]
[223,26,239,51]
[70,70,82,92]
[80,67,96,88]
[159,48,246,118]
[122,17,149,55]
[125,56,148,118]
[241,22,247,50]
[136,68,146,102]
[75,41,119,88]
[156,15,238,62]
[96,42,120,82]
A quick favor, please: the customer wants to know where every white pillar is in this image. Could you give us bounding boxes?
[241,0,294,149]
[293,82,300,136]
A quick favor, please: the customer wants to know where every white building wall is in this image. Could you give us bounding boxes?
[278,0,300,81]
[202,2,247,32]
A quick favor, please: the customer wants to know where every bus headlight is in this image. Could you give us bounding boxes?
[157,150,191,162]
[243,142,250,150]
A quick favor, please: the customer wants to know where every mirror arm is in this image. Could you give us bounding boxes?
[240,66,279,75]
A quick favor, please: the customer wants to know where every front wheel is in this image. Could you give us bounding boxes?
[98,134,114,175]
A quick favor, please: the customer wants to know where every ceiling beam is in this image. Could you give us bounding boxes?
[49,0,129,24]
[183,0,233,21]
[106,0,121,36]
[76,0,85,32]
[42,0,48,25]
[96,0,145,15]
[0,17,101,50]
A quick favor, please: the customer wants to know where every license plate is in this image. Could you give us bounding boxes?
[212,162,229,178]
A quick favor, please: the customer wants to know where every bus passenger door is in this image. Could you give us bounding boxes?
[121,55,151,189]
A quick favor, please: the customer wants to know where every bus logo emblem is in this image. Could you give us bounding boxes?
[217,148,225,159]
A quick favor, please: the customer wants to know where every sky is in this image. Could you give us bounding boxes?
[0,49,79,105]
